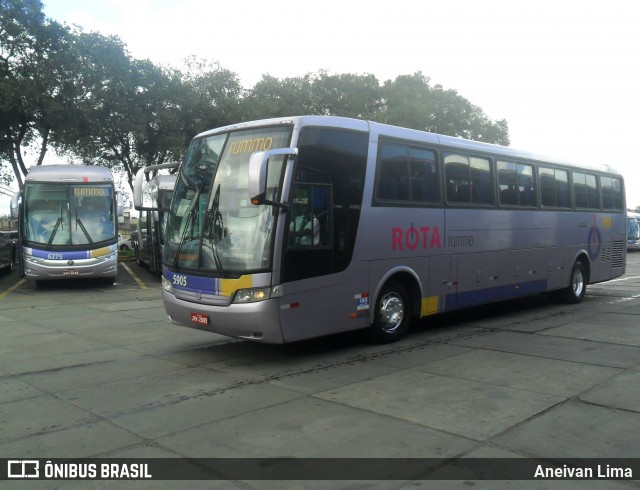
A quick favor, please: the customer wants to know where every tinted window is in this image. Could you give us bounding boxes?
[573,171,599,209]
[283,127,368,282]
[601,176,624,211]
[445,153,493,205]
[376,142,438,204]
[539,167,570,208]
[497,161,537,207]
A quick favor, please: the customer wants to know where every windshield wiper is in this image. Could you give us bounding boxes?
[47,217,62,249]
[75,218,94,247]
[172,187,201,270]
[200,184,225,273]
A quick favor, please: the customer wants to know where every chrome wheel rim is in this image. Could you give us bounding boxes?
[572,268,585,298]
[379,292,404,333]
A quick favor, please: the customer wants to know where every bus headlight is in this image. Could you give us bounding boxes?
[97,251,117,262]
[233,285,282,304]
[162,275,173,293]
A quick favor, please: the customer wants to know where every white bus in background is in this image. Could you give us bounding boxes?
[138,116,626,344]
[132,163,177,276]
[628,211,640,250]
[0,184,18,274]
[11,165,124,284]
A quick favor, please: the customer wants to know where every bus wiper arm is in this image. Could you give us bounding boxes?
[75,218,94,246]
[173,187,201,269]
[47,217,62,249]
[200,184,224,273]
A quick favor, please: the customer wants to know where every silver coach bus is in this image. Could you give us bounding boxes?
[150,116,626,344]
[0,184,18,274]
[11,165,124,284]
[133,163,177,276]
[628,212,640,250]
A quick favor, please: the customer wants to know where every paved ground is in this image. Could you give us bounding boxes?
[1,253,639,488]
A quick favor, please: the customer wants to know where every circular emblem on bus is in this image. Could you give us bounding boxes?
[68,260,75,266]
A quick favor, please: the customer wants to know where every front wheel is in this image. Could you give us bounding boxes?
[556,260,587,304]
[368,281,412,344]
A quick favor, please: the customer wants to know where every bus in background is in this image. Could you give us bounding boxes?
[10,165,124,284]
[0,184,18,274]
[132,163,177,276]
[628,211,640,250]
[144,116,626,344]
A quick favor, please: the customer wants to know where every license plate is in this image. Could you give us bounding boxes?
[191,312,209,325]
[63,270,79,276]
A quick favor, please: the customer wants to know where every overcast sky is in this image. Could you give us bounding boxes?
[42,0,640,207]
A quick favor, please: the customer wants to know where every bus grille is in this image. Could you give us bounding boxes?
[611,241,625,268]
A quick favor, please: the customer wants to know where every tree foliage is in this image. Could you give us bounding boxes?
[0,0,72,186]
[1,0,510,191]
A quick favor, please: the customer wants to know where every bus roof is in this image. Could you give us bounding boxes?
[25,165,114,183]
[193,115,621,176]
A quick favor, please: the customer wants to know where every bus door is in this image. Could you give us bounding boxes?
[280,180,370,343]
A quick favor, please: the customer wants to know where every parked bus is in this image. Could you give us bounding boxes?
[10,165,124,284]
[146,116,626,344]
[628,212,640,250]
[132,163,177,275]
[0,184,18,274]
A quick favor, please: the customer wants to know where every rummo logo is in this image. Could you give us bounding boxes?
[8,460,39,478]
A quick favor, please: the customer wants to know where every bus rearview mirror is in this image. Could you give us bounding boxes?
[248,147,297,209]
[10,192,21,219]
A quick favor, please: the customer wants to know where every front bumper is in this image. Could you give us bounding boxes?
[162,290,285,343]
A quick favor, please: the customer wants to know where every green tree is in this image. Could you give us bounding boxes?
[308,71,381,119]
[68,33,189,191]
[178,57,243,140]
[380,72,509,145]
[0,0,77,188]
[241,73,313,120]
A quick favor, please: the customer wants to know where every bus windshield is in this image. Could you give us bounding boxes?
[24,183,116,247]
[629,216,640,240]
[164,126,291,274]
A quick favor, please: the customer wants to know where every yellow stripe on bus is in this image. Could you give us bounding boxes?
[220,275,253,296]
[420,296,439,317]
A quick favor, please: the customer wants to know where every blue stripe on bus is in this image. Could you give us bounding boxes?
[445,279,548,310]
[27,245,116,260]
[163,266,220,294]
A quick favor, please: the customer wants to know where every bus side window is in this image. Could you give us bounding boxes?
[573,171,599,209]
[498,161,518,205]
[378,143,409,201]
[556,169,571,208]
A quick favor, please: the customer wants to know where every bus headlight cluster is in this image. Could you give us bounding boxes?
[162,276,173,293]
[233,285,282,304]
[24,255,45,264]
[97,251,117,262]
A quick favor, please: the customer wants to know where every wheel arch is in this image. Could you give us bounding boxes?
[572,251,591,283]
[371,266,423,322]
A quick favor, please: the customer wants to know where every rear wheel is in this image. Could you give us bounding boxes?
[368,281,412,344]
[556,260,587,304]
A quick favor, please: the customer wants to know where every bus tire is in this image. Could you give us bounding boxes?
[557,260,587,304]
[368,281,411,344]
